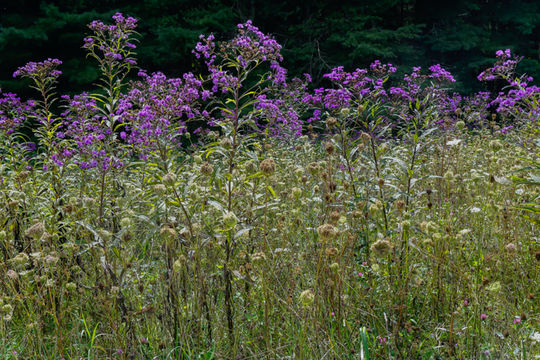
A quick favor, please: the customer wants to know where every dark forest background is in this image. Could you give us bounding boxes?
[1,0,539,97]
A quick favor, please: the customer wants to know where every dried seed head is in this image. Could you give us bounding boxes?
[260,158,276,176]
[325,247,339,256]
[330,211,341,224]
[252,252,266,264]
[326,117,338,129]
[201,162,214,176]
[162,172,177,186]
[6,270,18,281]
[325,141,335,155]
[160,226,177,241]
[317,223,338,241]
[371,238,392,257]
[220,137,233,149]
[395,200,406,213]
[25,222,45,240]
[307,162,320,175]
[489,140,503,152]
[8,200,19,210]
[153,184,166,194]
[360,132,371,143]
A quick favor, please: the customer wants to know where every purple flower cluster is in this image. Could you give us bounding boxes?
[194,20,285,95]
[0,91,35,135]
[84,12,138,67]
[58,93,123,170]
[116,71,205,156]
[5,15,539,177]
[13,58,62,80]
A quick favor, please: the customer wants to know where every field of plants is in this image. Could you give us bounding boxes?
[0,13,539,359]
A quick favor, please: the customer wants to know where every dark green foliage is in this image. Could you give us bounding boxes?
[1,0,539,96]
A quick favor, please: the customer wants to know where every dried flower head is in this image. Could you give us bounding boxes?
[25,222,45,240]
[201,162,214,176]
[260,158,276,176]
[371,238,393,257]
[162,172,177,186]
[317,223,338,241]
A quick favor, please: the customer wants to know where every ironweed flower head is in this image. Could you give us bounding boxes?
[13,58,62,81]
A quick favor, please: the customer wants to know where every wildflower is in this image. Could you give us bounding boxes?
[513,317,521,325]
[489,140,503,152]
[120,217,132,228]
[480,313,487,320]
[66,282,77,292]
[153,183,166,194]
[299,289,315,307]
[486,281,501,293]
[223,211,238,229]
[1,304,13,314]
